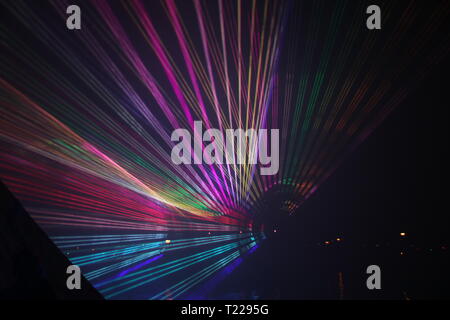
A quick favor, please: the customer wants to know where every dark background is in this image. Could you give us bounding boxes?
[0,0,449,300]
[207,56,450,300]
[3,51,442,300]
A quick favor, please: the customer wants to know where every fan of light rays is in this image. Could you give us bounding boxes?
[0,0,448,299]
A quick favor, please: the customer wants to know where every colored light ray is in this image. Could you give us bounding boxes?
[93,253,164,288]
[0,0,449,299]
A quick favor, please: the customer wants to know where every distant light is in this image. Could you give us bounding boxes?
[336,238,341,242]
[274,229,277,233]
[400,251,404,256]
[400,232,406,237]
[324,241,331,245]
[165,239,171,244]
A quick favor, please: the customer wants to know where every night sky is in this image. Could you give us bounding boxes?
[0,0,449,300]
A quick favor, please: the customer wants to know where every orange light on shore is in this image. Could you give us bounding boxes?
[165,239,171,244]
[336,238,342,242]
[400,232,406,237]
